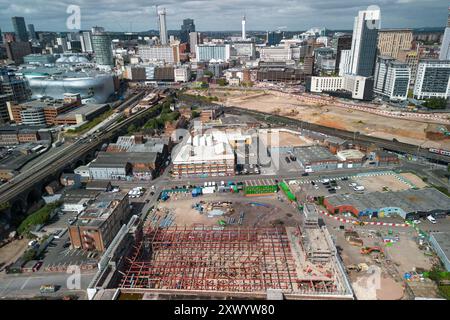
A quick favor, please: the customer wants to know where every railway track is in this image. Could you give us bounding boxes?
[0,92,165,207]
[225,106,450,164]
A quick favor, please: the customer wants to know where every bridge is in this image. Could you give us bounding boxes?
[0,90,166,227]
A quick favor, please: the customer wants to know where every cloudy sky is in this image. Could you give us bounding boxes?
[0,0,448,32]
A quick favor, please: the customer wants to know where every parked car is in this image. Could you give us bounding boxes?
[427,215,437,224]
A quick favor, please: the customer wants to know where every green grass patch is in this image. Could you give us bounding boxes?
[17,202,61,235]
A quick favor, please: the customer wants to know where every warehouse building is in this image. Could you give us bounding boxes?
[429,232,450,272]
[293,145,338,171]
[324,188,450,219]
[89,151,162,181]
[336,149,366,168]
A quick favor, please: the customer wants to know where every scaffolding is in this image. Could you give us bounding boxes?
[119,226,344,296]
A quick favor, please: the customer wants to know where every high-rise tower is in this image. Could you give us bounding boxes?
[440,7,450,60]
[348,8,380,77]
[158,8,168,45]
[12,17,29,42]
[242,15,246,40]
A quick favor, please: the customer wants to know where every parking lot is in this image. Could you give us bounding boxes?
[39,234,98,272]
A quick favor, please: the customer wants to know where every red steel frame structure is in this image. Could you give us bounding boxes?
[119,226,299,292]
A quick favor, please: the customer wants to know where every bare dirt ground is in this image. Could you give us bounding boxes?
[154,192,301,228]
[385,237,433,275]
[195,88,450,150]
[354,174,413,192]
[259,130,314,148]
[0,238,28,268]
[400,173,429,188]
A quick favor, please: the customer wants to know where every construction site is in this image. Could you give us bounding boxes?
[117,225,353,299]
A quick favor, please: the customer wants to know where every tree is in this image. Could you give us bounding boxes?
[423,97,448,110]
[217,78,228,86]
[127,124,138,134]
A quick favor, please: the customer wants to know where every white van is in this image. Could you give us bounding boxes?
[427,215,437,224]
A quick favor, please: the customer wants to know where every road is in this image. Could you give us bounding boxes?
[0,270,95,299]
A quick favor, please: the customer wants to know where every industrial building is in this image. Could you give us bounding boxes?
[68,192,131,251]
[324,188,450,219]
[0,125,40,145]
[88,151,163,181]
[293,145,339,171]
[429,232,450,272]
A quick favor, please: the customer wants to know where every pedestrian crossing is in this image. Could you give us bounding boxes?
[244,179,277,186]
[293,170,416,188]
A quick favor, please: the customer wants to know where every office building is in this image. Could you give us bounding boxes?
[374,56,410,101]
[413,60,450,99]
[349,9,380,77]
[56,36,69,52]
[138,45,180,64]
[335,35,352,74]
[267,31,283,46]
[12,17,29,42]
[28,24,37,41]
[174,66,191,82]
[196,44,231,62]
[189,32,202,55]
[440,8,450,60]
[338,49,352,76]
[307,74,373,101]
[0,28,3,45]
[377,29,412,60]
[92,31,114,66]
[158,8,168,45]
[260,46,292,62]
[5,41,32,64]
[399,50,419,86]
[81,31,93,53]
[180,18,195,44]
[232,41,256,59]
[68,192,131,251]
[7,94,82,126]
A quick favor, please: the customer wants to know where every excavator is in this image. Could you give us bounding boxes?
[360,246,384,255]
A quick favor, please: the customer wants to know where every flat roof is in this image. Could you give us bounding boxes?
[337,149,365,161]
[90,152,158,168]
[326,188,450,214]
[55,103,109,119]
[76,192,127,227]
[430,232,450,263]
[294,145,337,164]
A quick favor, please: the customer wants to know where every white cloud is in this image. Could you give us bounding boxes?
[0,0,447,32]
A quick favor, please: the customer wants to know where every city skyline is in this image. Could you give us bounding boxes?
[0,0,448,33]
